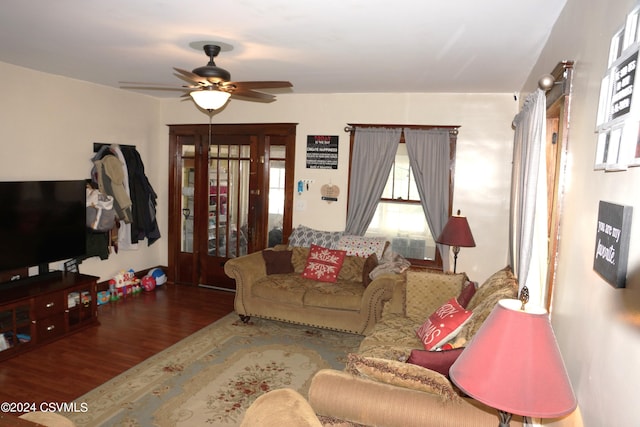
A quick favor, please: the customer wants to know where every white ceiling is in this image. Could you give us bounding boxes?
[0,0,566,99]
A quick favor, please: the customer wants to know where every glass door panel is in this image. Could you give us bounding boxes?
[208,143,250,259]
[180,145,195,253]
[268,159,286,247]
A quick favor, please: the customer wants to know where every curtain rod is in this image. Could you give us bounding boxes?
[344,125,459,135]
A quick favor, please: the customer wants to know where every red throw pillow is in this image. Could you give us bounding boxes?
[301,244,347,283]
[416,298,472,350]
[406,347,465,377]
[457,280,477,308]
[262,249,294,275]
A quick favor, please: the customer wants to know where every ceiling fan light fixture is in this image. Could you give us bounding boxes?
[190,89,230,110]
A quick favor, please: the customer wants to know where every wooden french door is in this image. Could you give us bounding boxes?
[168,123,296,290]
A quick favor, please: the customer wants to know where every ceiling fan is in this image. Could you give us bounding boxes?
[121,44,292,109]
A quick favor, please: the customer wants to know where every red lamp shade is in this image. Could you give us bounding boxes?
[436,212,476,248]
[449,299,577,419]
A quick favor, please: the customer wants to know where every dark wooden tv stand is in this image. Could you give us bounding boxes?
[0,271,99,361]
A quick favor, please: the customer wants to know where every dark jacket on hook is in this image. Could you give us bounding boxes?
[120,146,161,245]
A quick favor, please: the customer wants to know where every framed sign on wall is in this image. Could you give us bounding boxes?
[593,201,633,288]
[595,5,640,170]
[306,135,338,169]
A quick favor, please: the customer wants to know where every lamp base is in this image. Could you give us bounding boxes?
[498,410,512,427]
[452,246,460,273]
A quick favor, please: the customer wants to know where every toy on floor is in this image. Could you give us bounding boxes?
[109,269,142,300]
[142,275,156,292]
[146,268,167,286]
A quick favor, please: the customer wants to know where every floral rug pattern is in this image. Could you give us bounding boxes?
[66,314,361,427]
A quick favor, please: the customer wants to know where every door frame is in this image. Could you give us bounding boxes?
[544,61,574,309]
[167,123,297,288]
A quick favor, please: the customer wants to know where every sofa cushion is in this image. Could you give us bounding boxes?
[303,280,364,311]
[345,353,461,402]
[337,235,387,258]
[252,274,308,306]
[456,266,518,343]
[416,298,472,350]
[406,347,464,377]
[466,266,515,311]
[262,249,294,275]
[288,225,344,249]
[338,255,367,282]
[405,270,467,322]
[302,244,347,283]
[358,314,423,361]
[291,246,311,272]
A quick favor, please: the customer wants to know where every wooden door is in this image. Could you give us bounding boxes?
[168,123,296,290]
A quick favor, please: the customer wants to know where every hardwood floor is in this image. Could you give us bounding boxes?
[0,284,235,408]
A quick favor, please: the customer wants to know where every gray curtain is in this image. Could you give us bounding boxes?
[404,128,452,270]
[345,127,401,235]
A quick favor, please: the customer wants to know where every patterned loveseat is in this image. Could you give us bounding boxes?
[224,226,407,335]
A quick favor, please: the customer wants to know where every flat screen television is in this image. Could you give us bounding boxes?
[0,180,87,275]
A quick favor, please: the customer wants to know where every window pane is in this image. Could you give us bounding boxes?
[393,146,411,200]
[270,145,286,159]
[268,160,285,246]
[366,201,436,261]
[380,144,420,201]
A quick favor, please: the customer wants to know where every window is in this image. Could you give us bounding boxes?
[348,124,457,269]
[365,143,436,261]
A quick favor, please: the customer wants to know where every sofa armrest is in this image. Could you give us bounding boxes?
[224,251,268,314]
[358,273,403,334]
[308,369,518,427]
[309,369,583,427]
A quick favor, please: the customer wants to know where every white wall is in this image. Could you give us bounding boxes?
[522,0,639,425]
[0,60,517,284]
[0,62,165,282]
[161,92,518,282]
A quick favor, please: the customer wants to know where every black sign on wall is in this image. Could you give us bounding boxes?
[593,201,633,288]
[306,135,338,169]
[611,50,638,120]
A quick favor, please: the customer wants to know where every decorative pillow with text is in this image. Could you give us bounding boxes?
[301,244,347,283]
[416,298,472,350]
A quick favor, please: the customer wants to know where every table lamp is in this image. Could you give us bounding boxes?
[449,299,577,426]
[436,209,476,273]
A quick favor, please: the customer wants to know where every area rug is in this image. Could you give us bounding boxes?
[65,314,362,427]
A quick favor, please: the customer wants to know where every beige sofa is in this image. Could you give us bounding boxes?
[224,246,405,335]
[307,267,584,427]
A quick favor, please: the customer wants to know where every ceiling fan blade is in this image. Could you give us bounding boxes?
[229,81,293,90]
[173,67,211,86]
[119,81,184,88]
[229,88,277,102]
[119,83,189,92]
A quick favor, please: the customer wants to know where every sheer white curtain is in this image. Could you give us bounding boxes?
[509,89,549,308]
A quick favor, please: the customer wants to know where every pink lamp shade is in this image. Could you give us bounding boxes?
[436,211,476,248]
[449,299,577,419]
